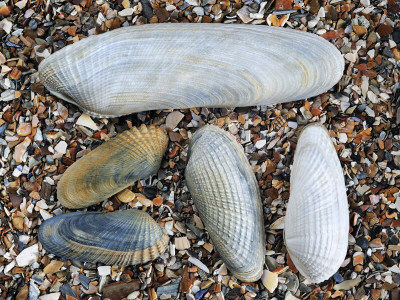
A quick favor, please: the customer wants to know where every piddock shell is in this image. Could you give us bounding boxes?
[39,24,344,118]
[185,125,265,282]
[284,123,349,283]
[57,124,168,208]
[38,210,169,265]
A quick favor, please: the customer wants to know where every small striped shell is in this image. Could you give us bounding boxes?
[284,123,349,283]
[39,23,344,118]
[57,124,168,209]
[185,125,265,282]
[38,210,169,265]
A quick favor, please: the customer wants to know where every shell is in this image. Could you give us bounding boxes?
[284,123,349,283]
[185,125,265,282]
[39,24,344,118]
[57,124,168,209]
[38,210,169,265]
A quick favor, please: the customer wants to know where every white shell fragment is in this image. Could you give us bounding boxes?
[39,24,344,118]
[185,125,265,282]
[284,123,349,283]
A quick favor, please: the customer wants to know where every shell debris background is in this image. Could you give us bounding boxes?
[1,0,400,297]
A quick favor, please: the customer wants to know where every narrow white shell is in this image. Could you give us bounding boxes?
[284,123,349,283]
[185,125,265,282]
[39,24,344,118]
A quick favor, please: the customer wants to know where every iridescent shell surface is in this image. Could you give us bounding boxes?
[38,210,169,265]
[284,123,349,283]
[39,23,344,118]
[57,124,168,209]
[185,125,265,282]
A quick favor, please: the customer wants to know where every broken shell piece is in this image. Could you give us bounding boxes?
[39,24,344,118]
[38,210,169,265]
[185,125,265,282]
[284,123,349,283]
[57,125,168,209]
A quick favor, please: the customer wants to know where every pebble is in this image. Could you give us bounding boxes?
[188,257,209,273]
[38,292,61,300]
[60,283,77,298]
[270,217,285,229]
[377,24,393,37]
[1,89,17,101]
[157,277,181,297]
[44,260,64,274]
[237,6,253,23]
[333,272,344,283]
[0,18,12,34]
[353,25,367,36]
[143,186,157,199]
[255,139,266,149]
[118,8,134,16]
[261,270,278,293]
[356,237,369,250]
[29,282,40,300]
[76,113,98,131]
[338,133,347,143]
[153,7,170,22]
[175,236,191,250]
[166,111,184,130]
[79,274,91,290]
[333,277,361,290]
[117,188,135,203]
[12,216,24,230]
[16,244,39,267]
[54,141,68,155]
[192,6,204,15]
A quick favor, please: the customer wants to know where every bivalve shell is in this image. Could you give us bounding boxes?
[38,210,169,265]
[284,123,349,283]
[39,24,344,118]
[57,124,168,208]
[185,125,265,282]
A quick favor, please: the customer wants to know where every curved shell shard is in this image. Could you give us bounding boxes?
[57,124,168,209]
[185,125,265,282]
[284,123,349,283]
[38,210,169,265]
[39,24,344,118]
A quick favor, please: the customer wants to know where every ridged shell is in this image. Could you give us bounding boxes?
[284,123,349,283]
[38,210,169,265]
[185,125,265,282]
[39,24,344,118]
[57,124,168,209]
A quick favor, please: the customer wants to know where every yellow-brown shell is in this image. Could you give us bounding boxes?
[57,124,168,209]
[38,210,169,265]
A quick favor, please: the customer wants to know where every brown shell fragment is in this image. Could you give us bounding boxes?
[57,124,168,208]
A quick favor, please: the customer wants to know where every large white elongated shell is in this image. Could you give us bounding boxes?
[284,123,349,283]
[38,210,169,265]
[39,24,344,118]
[185,125,265,282]
[57,124,168,209]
